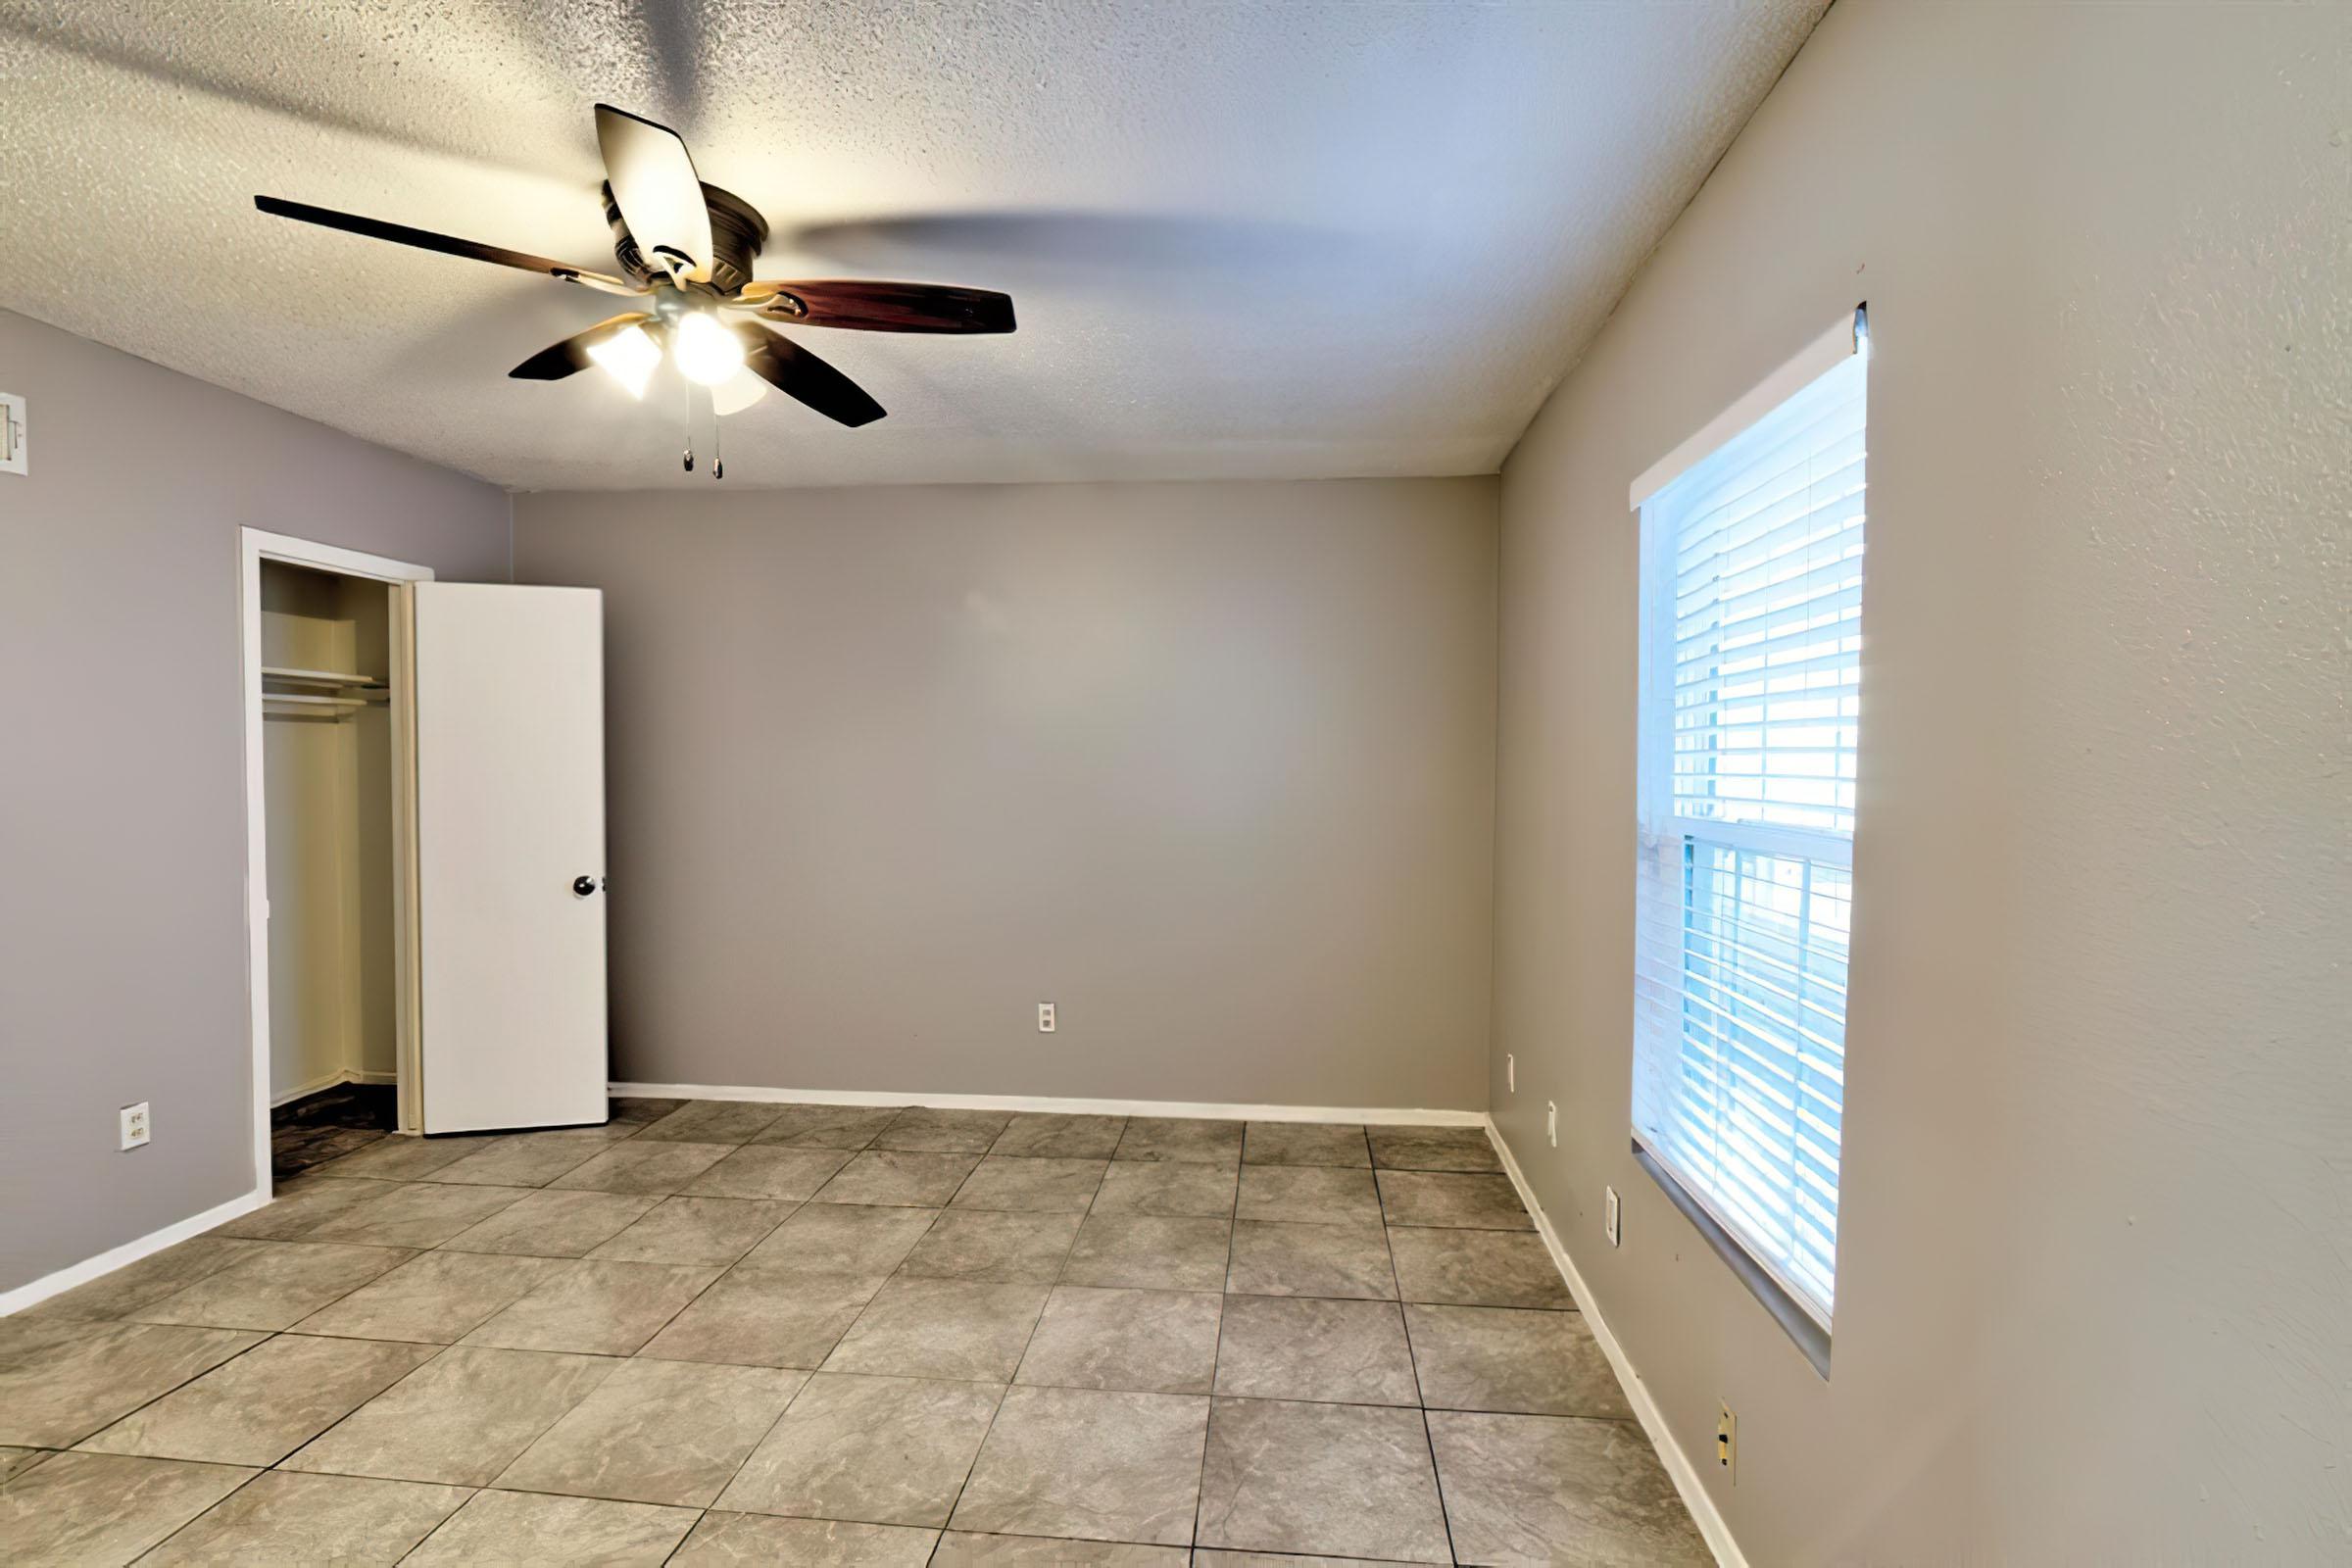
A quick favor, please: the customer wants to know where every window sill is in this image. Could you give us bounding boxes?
[1633,1142,1833,1379]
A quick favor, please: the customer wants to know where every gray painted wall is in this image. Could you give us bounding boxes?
[1491,3,2349,1561]
[0,310,511,1293]
[514,479,1496,1111]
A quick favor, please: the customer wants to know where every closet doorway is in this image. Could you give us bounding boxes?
[241,531,432,1185]
[239,529,613,1197]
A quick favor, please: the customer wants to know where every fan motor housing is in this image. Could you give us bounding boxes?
[603,181,768,296]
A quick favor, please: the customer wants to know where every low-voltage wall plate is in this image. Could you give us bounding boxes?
[0,393,25,475]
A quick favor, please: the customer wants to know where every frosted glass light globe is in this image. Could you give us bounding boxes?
[673,312,745,387]
[585,323,661,398]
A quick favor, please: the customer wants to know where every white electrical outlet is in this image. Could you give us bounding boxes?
[120,1102,150,1151]
[1545,1101,1557,1147]
[0,393,25,476]
[1506,1054,1515,1093]
[1037,1002,1056,1033]
[1604,1184,1621,1247]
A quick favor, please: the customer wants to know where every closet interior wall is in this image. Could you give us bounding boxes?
[260,562,398,1105]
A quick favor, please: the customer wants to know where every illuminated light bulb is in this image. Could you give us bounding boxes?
[585,322,661,399]
[710,366,768,416]
[673,311,746,387]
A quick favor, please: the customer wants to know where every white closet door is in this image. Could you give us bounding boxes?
[412,583,609,1133]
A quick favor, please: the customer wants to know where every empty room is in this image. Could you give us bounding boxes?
[0,2,2343,1563]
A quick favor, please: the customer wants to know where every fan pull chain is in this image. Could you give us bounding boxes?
[681,378,695,472]
[712,407,724,480]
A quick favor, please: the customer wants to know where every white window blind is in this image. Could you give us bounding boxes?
[1632,321,1866,1329]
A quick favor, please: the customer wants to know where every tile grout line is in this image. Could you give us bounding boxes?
[681,1145,939,1544]
[920,1112,1113,1561]
[1399,1289,1464,1566]
[92,1332,472,1568]
[60,1233,445,1456]
[671,1113,1056,1554]
[1382,1150,1461,1562]
[122,1463,273,1565]
[650,1509,703,1566]
[262,1334,464,1478]
[1188,1133,1246,1553]
[54,1324,286,1452]
[807,1110,995,1384]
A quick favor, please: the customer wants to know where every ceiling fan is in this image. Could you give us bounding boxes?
[255,103,1015,477]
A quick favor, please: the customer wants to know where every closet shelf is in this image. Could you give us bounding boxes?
[262,665,385,690]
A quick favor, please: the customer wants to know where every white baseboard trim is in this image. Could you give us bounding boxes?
[610,1081,1487,1127]
[270,1067,398,1109]
[1484,1114,1746,1568]
[271,1071,341,1108]
[0,1187,270,1318]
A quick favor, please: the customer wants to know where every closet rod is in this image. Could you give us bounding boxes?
[262,692,368,712]
[261,664,386,689]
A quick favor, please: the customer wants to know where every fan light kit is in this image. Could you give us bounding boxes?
[585,323,662,399]
[672,311,746,387]
[255,103,1016,479]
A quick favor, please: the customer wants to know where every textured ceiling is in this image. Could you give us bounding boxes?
[0,1,1823,490]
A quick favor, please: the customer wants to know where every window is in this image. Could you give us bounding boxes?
[1631,312,1867,1339]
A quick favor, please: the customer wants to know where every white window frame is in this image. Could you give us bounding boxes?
[1628,307,1868,1361]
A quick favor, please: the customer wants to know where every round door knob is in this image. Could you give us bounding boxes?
[572,875,600,898]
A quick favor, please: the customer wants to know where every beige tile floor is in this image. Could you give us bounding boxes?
[0,1101,1712,1566]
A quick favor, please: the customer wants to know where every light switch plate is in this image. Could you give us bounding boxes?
[0,393,24,476]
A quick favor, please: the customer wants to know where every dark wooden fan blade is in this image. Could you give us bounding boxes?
[508,314,653,379]
[254,196,641,292]
[744,279,1015,334]
[737,325,887,427]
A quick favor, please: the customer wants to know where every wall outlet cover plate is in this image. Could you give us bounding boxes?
[0,392,25,476]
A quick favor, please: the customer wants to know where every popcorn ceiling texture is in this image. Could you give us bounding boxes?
[0,0,1822,489]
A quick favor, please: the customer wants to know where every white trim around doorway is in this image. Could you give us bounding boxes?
[239,529,434,1207]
